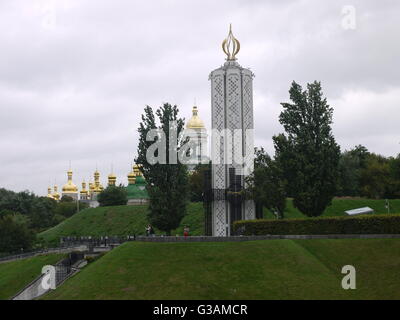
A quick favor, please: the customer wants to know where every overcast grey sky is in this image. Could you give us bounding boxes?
[1,0,399,195]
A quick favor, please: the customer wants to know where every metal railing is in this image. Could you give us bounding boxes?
[0,245,86,263]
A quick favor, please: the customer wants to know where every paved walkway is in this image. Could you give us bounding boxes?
[0,246,87,264]
[12,258,87,300]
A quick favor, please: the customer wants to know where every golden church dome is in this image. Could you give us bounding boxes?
[133,164,146,177]
[47,187,54,199]
[108,172,117,186]
[92,169,104,193]
[92,169,104,192]
[52,185,60,201]
[62,169,78,193]
[62,183,78,192]
[80,181,88,195]
[127,169,136,185]
[186,106,205,129]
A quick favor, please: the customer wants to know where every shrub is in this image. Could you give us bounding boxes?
[60,195,74,203]
[97,186,127,207]
[233,214,400,235]
[85,256,96,263]
[85,252,106,264]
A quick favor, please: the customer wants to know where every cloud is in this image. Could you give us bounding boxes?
[0,0,399,195]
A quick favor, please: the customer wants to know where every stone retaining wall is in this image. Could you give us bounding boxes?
[135,234,400,242]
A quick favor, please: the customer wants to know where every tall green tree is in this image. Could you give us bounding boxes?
[336,145,370,197]
[188,163,210,202]
[246,147,287,219]
[360,153,391,199]
[136,103,189,235]
[388,154,400,198]
[337,151,361,197]
[273,81,340,217]
[349,144,370,168]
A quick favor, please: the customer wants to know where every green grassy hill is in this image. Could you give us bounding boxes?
[265,198,400,219]
[0,254,64,300]
[43,239,400,300]
[39,199,400,246]
[39,203,205,246]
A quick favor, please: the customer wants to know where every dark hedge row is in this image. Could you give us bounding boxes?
[233,214,400,235]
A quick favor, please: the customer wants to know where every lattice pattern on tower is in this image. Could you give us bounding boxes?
[242,73,254,177]
[213,201,226,236]
[227,74,242,169]
[212,75,225,131]
[211,74,226,190]
[244,200,256,220]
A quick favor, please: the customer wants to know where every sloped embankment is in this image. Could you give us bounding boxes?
[43,238,400,300]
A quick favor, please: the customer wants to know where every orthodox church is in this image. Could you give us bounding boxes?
[46,104,207,207]
[126,164,149,205]
[186,105,208,171]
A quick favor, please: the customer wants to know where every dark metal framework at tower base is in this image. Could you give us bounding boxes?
[203,167,251,236]
[203,168,213,236]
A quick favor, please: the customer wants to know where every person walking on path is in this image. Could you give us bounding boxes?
[146,224,151,237]
[149,225,155,237]
[183,225,190,238]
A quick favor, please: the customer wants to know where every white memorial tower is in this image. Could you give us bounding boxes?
[209,25,255,236]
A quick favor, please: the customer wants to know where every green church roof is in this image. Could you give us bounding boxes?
[126,176,149,200]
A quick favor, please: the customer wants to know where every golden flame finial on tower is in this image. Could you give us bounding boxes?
[222,24,240,61]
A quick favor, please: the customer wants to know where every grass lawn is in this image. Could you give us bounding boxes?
[264,198,400,219]
[0,254,64,300]
[39,199,400,246]
[43,239,400,300]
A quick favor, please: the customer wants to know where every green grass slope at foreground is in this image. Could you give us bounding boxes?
[0,254,64,300]
[264,198,400,219]
[43,239,400,300]
[39,203,205,246]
